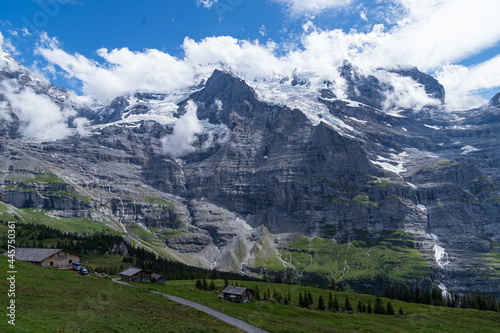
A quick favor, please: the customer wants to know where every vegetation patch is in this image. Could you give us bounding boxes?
[146,279,500,333]
[18,208,114,234]
[22,173,66,184]
[145,196,174,207]
[0,258,238,333]
[351,195,380,207]
[279,235,430,285]
[126,222,158,243]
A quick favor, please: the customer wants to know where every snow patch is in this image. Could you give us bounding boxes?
[461,145,479,155]
[370,153,408,175]
[348,116,367,124]
[248,79,360,137]
[407,182,416,189]
[424,124,441,130]
[385,109,405,118]
[417,204,427,212]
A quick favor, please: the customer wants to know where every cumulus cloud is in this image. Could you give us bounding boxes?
[36,34,195,100]
[183,36,285,80]
[33,0,500,110]
[271,0,353,15]
[197,0,218,8]
[376,71,441,110]
[73,117,91,136]
[435,55,500,109]
[162,100,203,157]
[3,82,76,140]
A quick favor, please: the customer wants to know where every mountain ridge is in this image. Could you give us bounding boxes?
[0,49,499,295]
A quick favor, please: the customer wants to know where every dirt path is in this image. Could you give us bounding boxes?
[112,279,268,333]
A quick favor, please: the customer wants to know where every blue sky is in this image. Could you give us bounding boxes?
[1,0,500,109]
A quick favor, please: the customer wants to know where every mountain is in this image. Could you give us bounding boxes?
[0,50,499,295]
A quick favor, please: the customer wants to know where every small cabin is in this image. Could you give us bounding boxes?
[222,286,252,303]
[119,268,152,283]
[151,273,167,285]
[2,248,80,268]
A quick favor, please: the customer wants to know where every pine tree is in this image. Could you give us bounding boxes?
[255,285,261,301]
[318,295,326,311]
[304,292,310,308]
[224,277,229,288]
[423,287,432,305]
[328,293,334,311]
[299,292,304,308]
[415,284,421,303]
[374,296,385,314]
[202,278,208,291]
[345,295,353,311]
[367,302,372,314]
[308,291,313,306]
[357,300,363,312]
[195,279,202,290]
[399,307,404,316]
[386,301,395,315]
[333,295,340,312]
[330,278,336,291]
[209,280,216,291]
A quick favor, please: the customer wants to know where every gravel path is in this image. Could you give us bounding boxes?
[112,278,268,333]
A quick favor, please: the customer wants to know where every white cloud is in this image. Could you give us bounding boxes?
[2,82,76,140]
[183,36,285,80]
[377,0,500,71]
[197,0,218,9]
[73,117,91,136]
[162,100,203,157]
[33,0,500,111]
[376,71,441,110]
[272,0,353,15]
[36,34,195,100]
[259,25,267,37]
[435,55,500,109]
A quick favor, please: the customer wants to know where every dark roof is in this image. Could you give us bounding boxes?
[119,267,151,277]
[151,273,166,280]
[222,286,249,295]
[1,248,78,263]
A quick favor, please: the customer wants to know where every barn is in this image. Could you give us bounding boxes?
[2,248,80,268]
[222,286,252,303]
[119,268,152,283]
[151,273,167,285]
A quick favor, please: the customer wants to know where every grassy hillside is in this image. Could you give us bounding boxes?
[0,257,240,332]
[249,232,431,286]
[146,280,500,333]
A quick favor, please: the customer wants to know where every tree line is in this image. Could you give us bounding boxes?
[384,283,499,312]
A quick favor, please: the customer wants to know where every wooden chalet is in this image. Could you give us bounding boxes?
[222,286,252,303]
[119,268,152,283]
[2,248,80,268]
[151,273,167,285]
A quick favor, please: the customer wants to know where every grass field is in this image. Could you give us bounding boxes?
[275,234,430,284]
[0,257,499,332]
[145,279,500,333]
[0,202,117,235]
[0,257,240,332]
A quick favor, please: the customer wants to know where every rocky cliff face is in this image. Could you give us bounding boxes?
[0,55,499,295]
